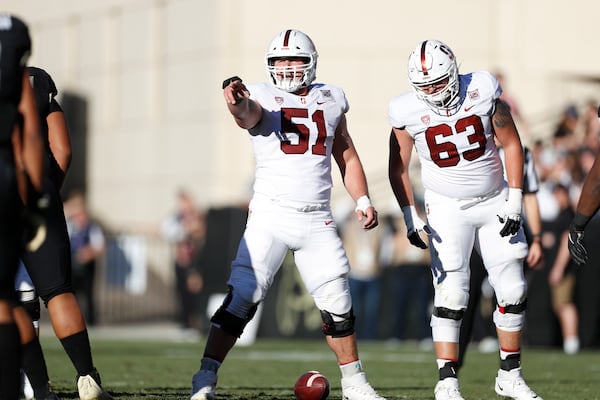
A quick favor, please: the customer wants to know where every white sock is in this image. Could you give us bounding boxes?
[340,360,363,378]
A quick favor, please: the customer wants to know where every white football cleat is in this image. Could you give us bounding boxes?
[191,370,217,400]
[341,372,386,400]
[434,378,465,400]
[495,368,542,400]
[77,369,113,400]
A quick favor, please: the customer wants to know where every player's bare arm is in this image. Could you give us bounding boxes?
[332,115,378,230]
[523,192,544,269]
[48,111,72,188]
[576,155,600,217]
[388,128,415,208]
[569,154,600,265]
[222,76,262,129]
[493,98,525,236]
[18,72,45,195]
[389,128,429,249]
[493,99,523,189]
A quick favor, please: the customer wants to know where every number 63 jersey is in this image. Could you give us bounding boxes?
[388,70,506,199]
[245,82,349,205]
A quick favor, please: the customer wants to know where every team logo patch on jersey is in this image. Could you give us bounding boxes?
[468,89,480,100]
[421,115,431,125]
[317,90,334,104]
[319,89,332,99]
[275,96,284,105]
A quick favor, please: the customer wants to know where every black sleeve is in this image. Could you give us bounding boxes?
[27,66,58,119]
[522,146,539,194]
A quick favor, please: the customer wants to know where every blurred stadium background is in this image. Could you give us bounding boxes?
[6,1,600,347]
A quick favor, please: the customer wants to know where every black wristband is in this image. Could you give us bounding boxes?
[573,212,592,231]
[222,76,242,89]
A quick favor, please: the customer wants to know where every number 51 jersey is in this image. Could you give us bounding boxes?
[245,82,349,205]
[388,70,505,199]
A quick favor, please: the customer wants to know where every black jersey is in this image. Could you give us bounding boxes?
[15,67,75,302]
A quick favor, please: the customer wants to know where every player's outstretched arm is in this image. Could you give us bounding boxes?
[222,76,262,129]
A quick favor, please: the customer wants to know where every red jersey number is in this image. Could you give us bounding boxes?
[425,115,486,168]
[280,108,327,156]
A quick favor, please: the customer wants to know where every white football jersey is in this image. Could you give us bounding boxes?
[246,82,349,205]
[389,71,505,199]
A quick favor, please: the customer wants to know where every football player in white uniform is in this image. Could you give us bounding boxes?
[388,40,542,400]
[190,29,385,400]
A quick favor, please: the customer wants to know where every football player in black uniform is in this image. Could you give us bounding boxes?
[0,13,46,399]
[18,65,113,400]
[568,141,600,265]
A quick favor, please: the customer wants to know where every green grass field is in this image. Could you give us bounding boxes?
[40,335,600,399]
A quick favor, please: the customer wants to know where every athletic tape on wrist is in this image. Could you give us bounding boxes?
[355,196,372,213]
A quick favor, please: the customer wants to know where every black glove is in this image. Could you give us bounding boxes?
[568,223,587,266]
[498,214,521,237]
[222,76,242,89]
[497,188,522,237]
[22,192,49,252]
[407,225,430,249]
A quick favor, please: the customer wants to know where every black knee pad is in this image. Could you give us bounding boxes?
[210,287,258,338]
[433,306,464,320]
[498,299,527,314]
[320,308,355,338]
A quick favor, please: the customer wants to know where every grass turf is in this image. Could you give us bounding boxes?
[40,336,600,399]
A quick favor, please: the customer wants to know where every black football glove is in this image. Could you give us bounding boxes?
[222,75,242,89]
[497,188,522,237]
[401,205,430,249]
[568,223,587,266]
[498,214,521,237]
[407,226,430,249]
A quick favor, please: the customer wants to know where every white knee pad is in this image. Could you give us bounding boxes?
[431,286,469,343]
[312,277,352,317]
[493,301,527,332]
[431,314,462,342]
[492,275,527,332]
[494,281,526,308]
[434,285,469,312]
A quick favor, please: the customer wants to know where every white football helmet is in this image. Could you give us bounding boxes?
[265,29,318,92]
[407,40,460,114]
